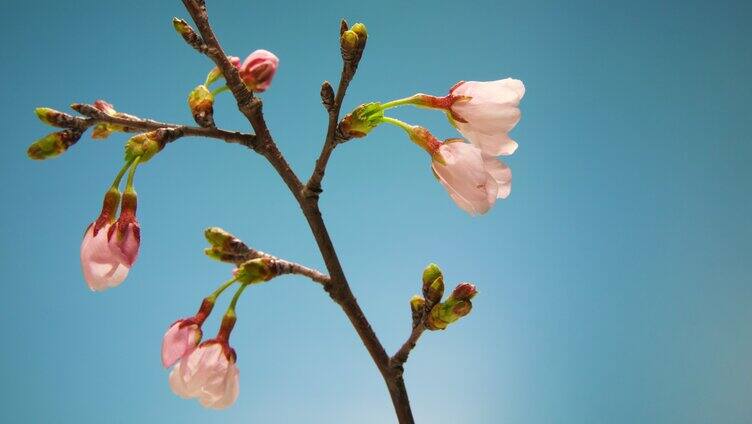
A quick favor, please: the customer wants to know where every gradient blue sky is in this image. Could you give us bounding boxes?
[2,0,751,423]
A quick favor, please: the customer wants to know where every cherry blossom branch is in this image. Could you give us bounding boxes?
[178,2,415,422]
[306,47,358,196]
[70,102,257,149]
[204,227,330,285]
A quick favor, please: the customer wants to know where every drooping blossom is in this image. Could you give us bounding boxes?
[169,341,240,409]
[162,298,215,368]
[162,319,202,368]
[431,141,512,215]
[239,49,279,92]
[80,188,133,291]
[445,78,525,156]
[81,222,131,291]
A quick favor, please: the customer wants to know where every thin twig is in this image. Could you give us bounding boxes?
[70,102,257,148]
[390,323,427,375]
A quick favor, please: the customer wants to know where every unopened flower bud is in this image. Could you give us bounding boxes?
[340,30,359,53]
[425,296,474,331]
[410,295,426,324]
[172,17,205,52]
[338,103,383,139]
[234,258,275,284]
[188,85,215,127]
[350,23,368,47]
[205,227,235,248]
[320,81,335,111]
[27,129,82,160]
[422,263,443,287]
[124,128,182,163]
[239,50,279,92]
[424,276,444,305]
[35,107,81,128]
[450,282,477,301]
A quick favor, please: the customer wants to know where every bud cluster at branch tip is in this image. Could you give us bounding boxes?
[172,17,205,53]
[233,258,276,284]
[340,20,367,66]
[409,263,478,331]
[338,102,383,139]
[204,227,255,264]
[35,107,82,128]
[27,128,83,160]
[188,85,215,127]
[124,128,183,163]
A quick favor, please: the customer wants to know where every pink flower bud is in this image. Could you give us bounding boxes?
[449,78,525,156]
[239,49,279,92]
[451,282,478,301]
[169,341,239,409]
[80,223,131,291]
[162,319,202,368]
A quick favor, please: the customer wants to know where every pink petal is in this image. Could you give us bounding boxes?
[80,224,130,291]
[162,322,200,368]
[482,155,513,199]
[460,129,519,156]
[432,143,497,215]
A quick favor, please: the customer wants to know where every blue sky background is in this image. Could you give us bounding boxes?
[1,0,751,422]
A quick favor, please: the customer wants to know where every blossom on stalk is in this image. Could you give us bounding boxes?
[169,314,240,409]
[80,188,131,291]
[392,122,511,215]
[391,78,525,156]
[238,49,278,92]
[162,298,215,367]
[447,79,525,156]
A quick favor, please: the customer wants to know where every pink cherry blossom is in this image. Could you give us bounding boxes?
[239,49,279,92]
[80,223,130,291]
[162,320,202,368]
[450,78,525,156]
[169,342,239,409]
[431,142,511,215]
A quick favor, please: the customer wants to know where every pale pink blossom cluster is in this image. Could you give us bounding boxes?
[407,78,524,215]
[80,191,141,291]
[161,300,240,409]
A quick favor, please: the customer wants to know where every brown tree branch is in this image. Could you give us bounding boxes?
[70,102,257,149]
[390,324,427,375]
[179,2,415,422]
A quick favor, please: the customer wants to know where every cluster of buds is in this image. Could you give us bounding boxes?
[340,21,367,67]
[124,128,183,163]
[204,227,255,263]
[188,85,215,127]
[90,100,130,139]
[27,106,88,160]
[165,291,240,409]
[410,263,478,331]
[164,230,283,409]
[338,102,383,140]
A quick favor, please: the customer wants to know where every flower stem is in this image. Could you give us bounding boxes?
[380,95,420,110]
[208,277,238,302]
[109,158,135,190]
[125,156,141,192]
[380,116,414,134]
[211,85,231,96]
[227,283,249,314]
